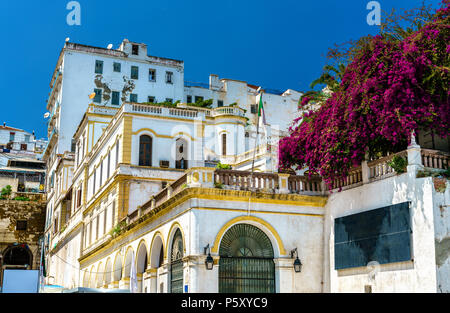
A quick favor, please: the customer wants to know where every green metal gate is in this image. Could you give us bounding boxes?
[170,229,184,293]
[218,223,275,293]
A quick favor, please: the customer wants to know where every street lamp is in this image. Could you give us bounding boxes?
[291,248,302,273]
[204,244,214,270]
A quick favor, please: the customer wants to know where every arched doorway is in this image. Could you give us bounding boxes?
[113,253,123,284]
[150,234,164,293]
[218,223,275,293]
[170,229,183,293]
[2,244,33,269]
[136,242,148,293]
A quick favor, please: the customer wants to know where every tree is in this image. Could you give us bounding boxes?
[279,1,450,190]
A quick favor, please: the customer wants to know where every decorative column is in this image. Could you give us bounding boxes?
[361,152,370,184]
[274,258,295,293]
[278,173,290,194]
[407,131,423,177]
[186,167,215,188]
[146,268,157,293]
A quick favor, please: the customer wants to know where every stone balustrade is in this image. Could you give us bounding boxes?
[421,148,449,170]
[368,150,408,182]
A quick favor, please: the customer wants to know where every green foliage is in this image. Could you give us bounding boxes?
[188,98,213,108]
[110,221,127,238]
[13,196,30,201]
[142,100,180,108]
[214,182,224,189]
[1,185,12,197]
[216,162,232,170]
[388,155,408,174]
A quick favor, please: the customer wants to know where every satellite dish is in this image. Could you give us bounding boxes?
[89,92,96,99]
[107,44,113,50]
[65,37,70,42]
[44,112,50,118]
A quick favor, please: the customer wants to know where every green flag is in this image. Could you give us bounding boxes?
[258,93,266,124]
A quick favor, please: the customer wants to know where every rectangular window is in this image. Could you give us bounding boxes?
[95,215,99,240]
[16,220,27,231]
[195,96,204,103]
[222,133,227,156]
[113,62,121,72]
[20,144,27,150]
[334,202,412,270]
[149,69,156,81]
[186,95,192,103]
[165,71,173,84]
[99,161,103,187]
[24,135,30,142]
[9,132,15,141]
[218,100,224,107]
[111,91,120,105]
[131,66,139,79]
[130,93,138,103]
[93,89,102,103]
[111,200,116,227]
[95,60,103,74]
[132,44,139,55]
[93,170,96,195]
[147,96,155,103]
[250,104,257,114]
[116,141,120,168]
[77,187,82,208]
[107,151,111,179]
[103,208,107,235]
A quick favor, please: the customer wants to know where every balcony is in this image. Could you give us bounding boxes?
[330,147,449,191]
[126,168,324,224]
[123,102,246,120]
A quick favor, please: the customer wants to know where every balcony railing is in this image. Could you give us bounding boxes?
[124,102,246,120]
[368,150,408,182]
[215,169,280,190]
[127,168,324,224]
[421,149,449,169]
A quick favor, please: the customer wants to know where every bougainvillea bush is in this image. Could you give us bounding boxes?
[279,2,450,190]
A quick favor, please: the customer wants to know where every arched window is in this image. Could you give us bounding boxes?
[218,224,275,293]
[139,135,152,166]
[175,138,188,169]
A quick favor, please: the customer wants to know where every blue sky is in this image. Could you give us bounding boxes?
[0,0,442,139]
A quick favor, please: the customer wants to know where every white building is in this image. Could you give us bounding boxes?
[41,38,449,293]
[0,123,46,156]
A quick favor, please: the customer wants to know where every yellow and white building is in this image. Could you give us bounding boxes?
[42,39,450,293]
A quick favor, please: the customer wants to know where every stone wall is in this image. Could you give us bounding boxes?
[0,199,46,270]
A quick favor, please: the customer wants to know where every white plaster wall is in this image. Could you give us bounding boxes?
[192,199,324,293]
[430,178,450,292]
[130,115,196,167]
[128,181,160,214]
[76,196,325,293]
[58,48,184,154]
[324,173,439,293]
